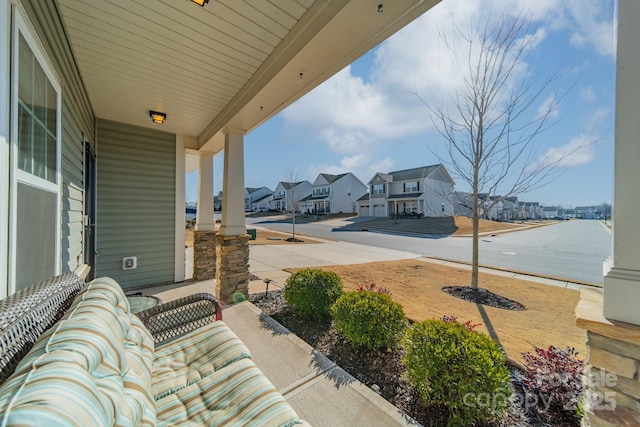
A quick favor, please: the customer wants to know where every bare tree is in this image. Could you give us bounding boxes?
[284,167,304,241]
[423,13,579,290]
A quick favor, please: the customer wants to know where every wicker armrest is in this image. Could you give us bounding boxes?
[135,293,222,346]
[0,272,85,385]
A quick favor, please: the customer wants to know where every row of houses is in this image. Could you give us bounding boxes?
[200,165,609,221]
[236,165,457,218]
[454,192,611,221]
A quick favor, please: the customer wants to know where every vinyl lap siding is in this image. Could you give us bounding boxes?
[21,0,95,273]
[96,120,175,289]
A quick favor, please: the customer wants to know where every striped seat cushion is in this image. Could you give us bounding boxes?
[0,277,156,426]
[156,357,306,427]
[152,321,251,399]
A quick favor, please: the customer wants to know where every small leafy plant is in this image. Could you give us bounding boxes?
[331,290,407,350]
[355,283,391,294]
[403,319,511,426]
[521,346,584,422]
[283,269,343,319]
[440,314,482,332]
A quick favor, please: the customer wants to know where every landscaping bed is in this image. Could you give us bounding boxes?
[251,288,582,426]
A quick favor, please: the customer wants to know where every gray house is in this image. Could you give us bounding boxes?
[367,165,455,217]
[302,172,367,214]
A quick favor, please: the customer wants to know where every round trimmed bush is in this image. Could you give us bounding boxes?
[331,291,407,350]
[283,269,343,319]
[402,319,511,426]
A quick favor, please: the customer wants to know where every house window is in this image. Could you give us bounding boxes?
[372,184,384,194]
[10,9,61,292]
[405,182,418,192]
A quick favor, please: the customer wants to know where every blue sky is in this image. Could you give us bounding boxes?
[187,0,616,208]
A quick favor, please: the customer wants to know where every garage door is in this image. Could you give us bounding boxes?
[373,204,386,217]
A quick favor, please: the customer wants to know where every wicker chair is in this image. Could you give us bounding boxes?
[0,272,85,385]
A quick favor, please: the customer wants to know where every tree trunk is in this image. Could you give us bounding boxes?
[471,196,480,289]
[292,211,296,239]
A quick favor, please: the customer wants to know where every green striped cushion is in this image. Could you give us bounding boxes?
[152,320,251,399]
[156,357,305,427]
[0,277,156,426]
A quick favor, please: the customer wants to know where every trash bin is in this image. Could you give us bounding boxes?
[247,228,256,240]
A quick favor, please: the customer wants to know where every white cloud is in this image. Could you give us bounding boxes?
[537,95,560,119]
[282,0,614,162]
[535,134,596,168]
[580,86,596,102]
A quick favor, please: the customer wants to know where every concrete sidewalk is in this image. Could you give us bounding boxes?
[222,302,419,426]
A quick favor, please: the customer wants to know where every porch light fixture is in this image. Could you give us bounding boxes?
[149,111,166,124]
[190,0,209,6]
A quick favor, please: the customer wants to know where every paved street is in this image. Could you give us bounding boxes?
[246,216,611,285]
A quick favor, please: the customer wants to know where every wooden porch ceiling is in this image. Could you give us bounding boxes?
[56,0,439,153]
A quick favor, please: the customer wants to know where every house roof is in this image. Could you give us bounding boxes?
[55,0,440,157]
[319,173,348,184]
[388,165,441,181]
[369,164,453,185]
[543,206,557,211]
[252,194,272,203]
[357,193,370,201]
[280,181,307,190]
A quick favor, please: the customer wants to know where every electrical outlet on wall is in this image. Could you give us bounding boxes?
[122,256,137,270]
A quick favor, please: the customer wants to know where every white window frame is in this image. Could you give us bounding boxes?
[405,181,418,192]
[372,184,384,195]
[0,0,9,298]
[8,7,62,293]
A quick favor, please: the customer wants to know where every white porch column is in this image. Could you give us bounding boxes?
[195,151,215,231]
[576,3,640,425]
[215,128,249,304]
[219,128,246,236]
[603,0,640,325]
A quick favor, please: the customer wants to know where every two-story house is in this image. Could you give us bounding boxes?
[301,173,367,215]
[269,181,312,212]
[244,187,273,212]
[542,206,558,219]
[364,165,455,218]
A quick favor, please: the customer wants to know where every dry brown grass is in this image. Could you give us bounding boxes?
[287,259,584,364]
[452,216,555,235]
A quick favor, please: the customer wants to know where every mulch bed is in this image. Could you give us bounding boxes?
[442,286,526,311]
[248,290,572,426]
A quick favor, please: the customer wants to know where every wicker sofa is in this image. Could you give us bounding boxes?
[0,272,308,426]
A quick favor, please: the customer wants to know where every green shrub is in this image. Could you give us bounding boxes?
[283,269,343,319]
[331,290,407,350]
[403,319,511,426]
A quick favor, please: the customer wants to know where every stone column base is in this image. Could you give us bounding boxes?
[193,230,216,280]
[576,288,640,426]
[215,234,250,304]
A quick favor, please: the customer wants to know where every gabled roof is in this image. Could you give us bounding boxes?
[357,193,370,201]
[252,194,272,203]
[388,165,441,181]
[280,181,307,190]
[319,173,348,184]
[368,164,453,185]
